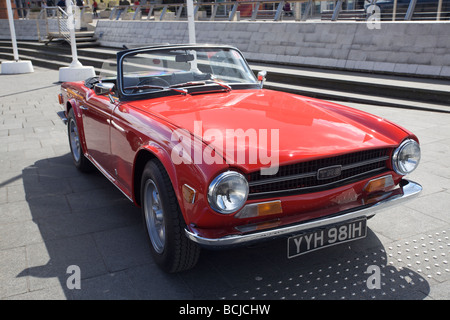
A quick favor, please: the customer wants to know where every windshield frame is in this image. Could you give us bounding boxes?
[116,44,259,101]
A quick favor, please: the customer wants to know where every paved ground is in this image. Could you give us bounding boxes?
[0,66,449,300]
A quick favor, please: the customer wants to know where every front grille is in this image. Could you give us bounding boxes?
[247,148,391,199]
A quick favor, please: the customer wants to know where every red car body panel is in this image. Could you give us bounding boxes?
[127,89,410,169]
[60,79,416,240]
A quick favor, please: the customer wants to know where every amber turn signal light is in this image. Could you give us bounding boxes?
[235,200,282,219]
[182,184,196,204]
[257,201,283,217]
[363,175,394,193]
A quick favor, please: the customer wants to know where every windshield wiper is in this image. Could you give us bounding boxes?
[124,84,165,91]
[124,85,188,95]
[125,80,232,95]
[169,81,206,88]
[212,81,232,92]
[170,80,232,92]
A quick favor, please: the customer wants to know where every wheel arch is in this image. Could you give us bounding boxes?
[132,146,182,212]
[66,98,88,157]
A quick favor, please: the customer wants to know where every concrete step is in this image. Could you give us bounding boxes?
[0,40,110,57]
[44,31,99,47]
[250,62,450,106]
[0,51,68,70]
[0,46,109,70]
[1,41,448,112]
[264,81,450,114]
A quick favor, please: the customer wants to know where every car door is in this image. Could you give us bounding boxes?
[82,93,116,176]
[108,102,143,198]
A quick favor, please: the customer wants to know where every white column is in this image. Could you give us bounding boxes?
[186,0,198,72]
[186,0,196,44]
[58,0,95,82]
[67,0,82,68]
[6,0,19,61]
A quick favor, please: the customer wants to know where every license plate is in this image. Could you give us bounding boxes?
[287,218,367,259]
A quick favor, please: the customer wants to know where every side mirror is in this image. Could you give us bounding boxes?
[257,70,267,89]
[94,82,115,95]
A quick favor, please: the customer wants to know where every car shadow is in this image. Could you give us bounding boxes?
[18,154,430,300]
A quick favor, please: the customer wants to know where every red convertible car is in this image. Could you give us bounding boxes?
[58,44,422,273]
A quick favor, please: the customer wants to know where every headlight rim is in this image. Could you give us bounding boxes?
[392,139,421,175]
[207,170,249,215]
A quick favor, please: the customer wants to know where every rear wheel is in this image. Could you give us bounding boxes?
[67,108,94,172]
[141,159,200,273]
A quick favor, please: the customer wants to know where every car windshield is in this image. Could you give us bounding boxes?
[118,46,258,96]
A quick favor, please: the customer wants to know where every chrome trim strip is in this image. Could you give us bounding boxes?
[249,167,386,198]
[248,156,389,187]
[185,179,422,248]
[342,156,389,170]
[248,171,316,187]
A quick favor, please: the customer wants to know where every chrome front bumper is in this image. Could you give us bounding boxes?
[185,179,422,248]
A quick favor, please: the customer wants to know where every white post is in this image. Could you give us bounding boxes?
[6,0,19,62]
[186,0,198,72]
[58,0,95,82]
[67,0,82,68]
[0,0,34,74]
[294,2,301,21]
[186,0,196,44]
[437,0,443,20]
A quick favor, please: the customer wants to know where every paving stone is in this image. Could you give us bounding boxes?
[0,219,43,250]
[24,234,107,292]
[93,225,152,272]
[0,247,28,299]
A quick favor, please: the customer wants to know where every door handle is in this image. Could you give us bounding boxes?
[80,105,88,111]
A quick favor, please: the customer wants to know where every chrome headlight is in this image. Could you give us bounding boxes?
[207,171,249,214]
[392,139,421,175]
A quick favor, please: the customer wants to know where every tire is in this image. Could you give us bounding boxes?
[67,108,94,173]
[141,159,200,273]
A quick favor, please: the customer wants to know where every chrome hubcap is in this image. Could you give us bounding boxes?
[144,179,165,253]
[69,118,81,163]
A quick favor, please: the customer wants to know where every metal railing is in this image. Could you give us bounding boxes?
[103,0,449,22]
[2,0,449,22]
[35,6,70,43]
[35,4,92,43]
[106,1,309,22]
[0,4,90,20]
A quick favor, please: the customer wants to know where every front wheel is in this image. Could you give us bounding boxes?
[141,159,200,273]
